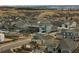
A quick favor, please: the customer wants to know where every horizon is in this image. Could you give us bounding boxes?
[0,5,79,10]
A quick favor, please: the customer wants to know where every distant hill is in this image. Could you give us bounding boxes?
[0,5,79,10]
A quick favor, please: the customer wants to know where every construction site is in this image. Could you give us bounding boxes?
[0,5,79,53]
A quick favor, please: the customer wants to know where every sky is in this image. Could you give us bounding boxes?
[0,0,79,5]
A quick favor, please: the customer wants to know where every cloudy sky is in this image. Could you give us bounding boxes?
[0,0,78,5]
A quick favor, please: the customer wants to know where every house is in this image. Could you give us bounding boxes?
[59,38,79,53]
[31,34,60,53]
[56,30,79,40]
[58,20,77,30]
[56,30,79,53]
[0,33,5,42]
[37,19,53,33]
[22,18,54,33]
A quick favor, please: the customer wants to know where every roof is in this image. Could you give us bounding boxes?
[41,35,60,48]
[60,38,79,51]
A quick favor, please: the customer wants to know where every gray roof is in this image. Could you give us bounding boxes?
[60,38,79,51]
